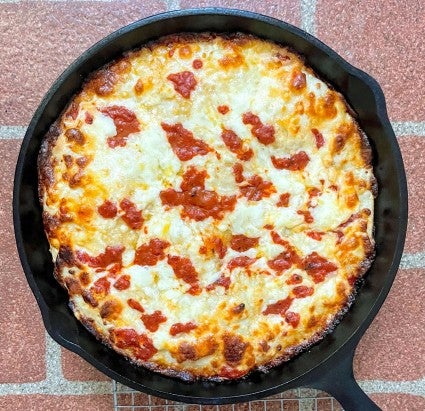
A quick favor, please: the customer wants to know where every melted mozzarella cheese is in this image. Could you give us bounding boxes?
[40,33,375,381]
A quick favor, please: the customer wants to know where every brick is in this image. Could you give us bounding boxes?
[354,269,425,380]
[0,394,112,411]
[0,1,166,126]
[0,139,46,383]
[61,348,109,381]
[370,393,425,411]
[316,0,425,121]
[180,0,300,26]
[398,136,425,253]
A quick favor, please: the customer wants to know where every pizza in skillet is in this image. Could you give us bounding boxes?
[38,33,376,381]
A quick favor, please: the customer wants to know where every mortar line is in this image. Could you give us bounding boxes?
[0,126,27,140]
[164,0,180,11]
[300,0,317,36]
[391,121,425,137]
[399,252,425,269]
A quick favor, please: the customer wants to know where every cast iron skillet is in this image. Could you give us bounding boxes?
[13,8,407,410]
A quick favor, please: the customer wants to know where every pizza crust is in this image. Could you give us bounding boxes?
[38,33,376,381]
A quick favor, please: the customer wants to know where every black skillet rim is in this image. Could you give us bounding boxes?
[13,7,408,404]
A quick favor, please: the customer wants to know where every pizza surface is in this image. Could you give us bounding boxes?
[38,33,376,381]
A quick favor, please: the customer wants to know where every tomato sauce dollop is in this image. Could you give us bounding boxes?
[113,274,131,290]
[221,129,253,161]
[230,234,259,252]
[98,200,117,218]
[101,105,140,148]
[141,311,167,332]
[170,321,197,336]
[239,175,276,201]
[242,112,275,145]
[167,255,201,294]
[263,296,293,315]
[77,245,125,269]
[134,238,170,266]
[303,252,337,283]
[120,198,144,230]
[160,166,236,221]
[271,151,310,171]
[167,71,197,98]
[228,256,256,271]
[161,123,211,161]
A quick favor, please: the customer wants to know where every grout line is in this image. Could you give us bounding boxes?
[399,252,425,270]
[44,331,64,383]
[0,125,27,140]
[0,379,112,396]
[360,378,425,397]
[164,0,180,11]
[300,0,317,36]
[391,121,425,137]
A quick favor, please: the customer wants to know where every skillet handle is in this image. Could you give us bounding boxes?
[307,347,381,411]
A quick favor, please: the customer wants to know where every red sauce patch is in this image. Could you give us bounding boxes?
[221,129,253,161]
[232,163,244,183]
[141,310,167,332]
[293,285,314,298]
[192,59,203,69]
[91,276,110,296]
[168,255,200,294]
[98,200,117,219]
[120,198,144,230]
[277,193,290,207]
[230,234,259,252]
[348,275,357,286]
[286,273,303,285]
[111,329,157,360]
[306,231,324,241]
[303,252,337,283]
[134,238,170,266]
[240,175,276,201]
[285,311,300,327]
[268,232,301,273]
[160,166,236,221]
[161,122,211,161]
[217,105,230,114]
[206,274,231,291]
[170,322,197,336]
[134,334,157,361]
[85,112,93,124]
[127,298,144,313]
[312,128,325,148]
[271,151,310,171]
[297,210,314,224]
[111,328,139,349]
[77,245,124,269]
[263,296,293,315]
[113,275,130,290]
[242,112,275,145]
[101,105,140,148]
[228,256,256,271]
[167,71,197,98]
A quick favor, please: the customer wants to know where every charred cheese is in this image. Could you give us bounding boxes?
[38,33,376,381]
